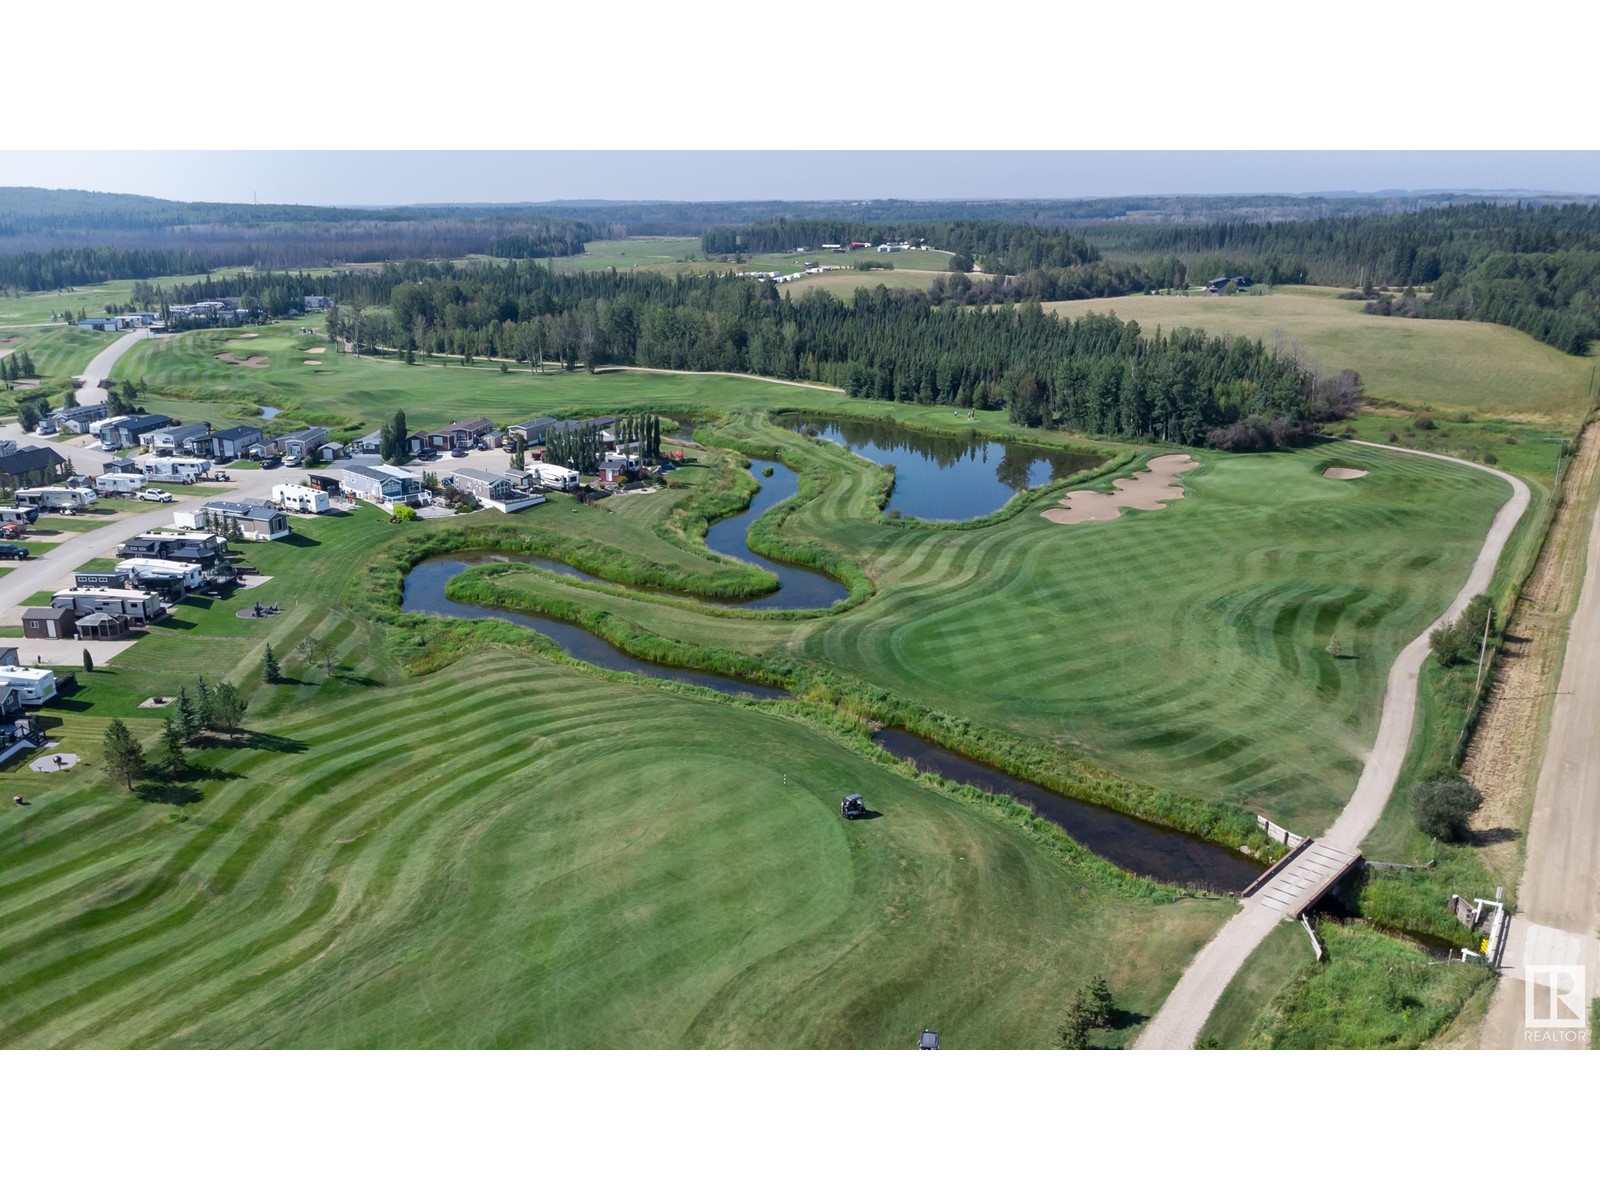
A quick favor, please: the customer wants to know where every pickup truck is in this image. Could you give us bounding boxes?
[136,488,175,503]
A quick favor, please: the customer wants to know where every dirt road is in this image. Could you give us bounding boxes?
[1138,442,1530,1049]
[1481,431,1600,1049]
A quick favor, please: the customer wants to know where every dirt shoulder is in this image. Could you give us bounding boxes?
[1463,422,1600,880]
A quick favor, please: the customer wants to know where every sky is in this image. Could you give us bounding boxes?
[2,151,1597,207]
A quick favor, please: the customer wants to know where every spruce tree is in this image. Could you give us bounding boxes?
[175,686,200,743]
[262,642,281,684]
[160,713,187,776]
[103,719,146,792]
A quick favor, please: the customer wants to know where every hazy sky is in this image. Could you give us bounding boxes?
[3,151,1596,206]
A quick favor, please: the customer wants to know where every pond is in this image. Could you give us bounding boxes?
[872,728,1261,892]
[778,415,1103,521]
[401,557,789,700]
[259,405,282,421]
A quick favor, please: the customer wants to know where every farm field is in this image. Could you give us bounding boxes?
[544,237,705,273]
[0,504,1229,1049]
[778,268,962,299]
[1037,286,1598,427]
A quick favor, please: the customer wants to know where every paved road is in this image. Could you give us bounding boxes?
[1480,466,1600,1049]
[1138,442,1531,1049]
[2,329,302,612]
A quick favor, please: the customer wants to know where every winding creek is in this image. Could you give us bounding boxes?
[400,418,1256,890]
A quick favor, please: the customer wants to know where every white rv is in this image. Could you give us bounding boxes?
[14,486,97,512]
[95,473,149,497]
[140,456,210,483]
[271,483,330,514]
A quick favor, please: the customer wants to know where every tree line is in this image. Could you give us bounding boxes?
[253,260,1318,449]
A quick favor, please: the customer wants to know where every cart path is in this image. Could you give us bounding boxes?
[1137,441,1530,1050]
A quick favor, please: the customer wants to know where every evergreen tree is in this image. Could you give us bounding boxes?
[194,677,214,731]
[262,642,281,684]
[160,713,187,776]
[103,719,145,792]
[82,648,93,672]
[174,686,200,743]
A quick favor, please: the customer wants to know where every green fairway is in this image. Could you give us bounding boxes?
[464,416,1508,832]
[0,500,1231,1047]
[1035,287,1598,427]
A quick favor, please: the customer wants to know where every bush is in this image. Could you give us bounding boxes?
[1412,776,1483,842]
[1413,415,1437,431]
[391,504,417,522]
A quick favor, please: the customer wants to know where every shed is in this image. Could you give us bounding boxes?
[22,607,78,640]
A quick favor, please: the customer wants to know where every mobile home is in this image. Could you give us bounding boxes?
[95,473,149,497]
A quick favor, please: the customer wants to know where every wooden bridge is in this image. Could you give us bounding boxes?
[1242,839,1363,918]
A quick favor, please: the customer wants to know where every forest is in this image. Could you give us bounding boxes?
[206,259,1318,449]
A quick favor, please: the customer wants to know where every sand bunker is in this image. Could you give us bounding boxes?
[225,333,259,342]
[302,359,321,365]
[1042,454,1199,525]
[1323,467,1368,480]
[305,346,327,354]
[215,352,269,368]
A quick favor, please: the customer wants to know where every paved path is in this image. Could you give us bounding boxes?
[1138,442,1531,1049]
[1480,458,1600,1049]
[76,329,151,407]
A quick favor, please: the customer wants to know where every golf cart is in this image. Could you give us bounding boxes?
[840,793,867,820]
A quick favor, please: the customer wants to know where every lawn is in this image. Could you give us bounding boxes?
[1036,286,1598,428]
[0,497,1230,1047]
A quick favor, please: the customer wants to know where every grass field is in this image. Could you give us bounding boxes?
[544,237,705,273]
[0,502,1230,1048]
[1038,287,1599,427]
[777,268,964,299]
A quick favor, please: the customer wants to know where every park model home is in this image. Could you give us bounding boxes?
[177,500,291,541]
[270,427,330,463]
[117,532,233,582]
[203,425,263,461]
[447,467,546,513]
[426,418,495,452]
[140,421,211,455]
[0,446,69,492]
[99,413,174,451]
[60,403,109,434]
[338,463,430,508]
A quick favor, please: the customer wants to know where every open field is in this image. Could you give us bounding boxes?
[544,237,704,273]
[0,502,1229,1048]
[1038,287,1599,427]
[777,268,964,299]
[0,325,114,383]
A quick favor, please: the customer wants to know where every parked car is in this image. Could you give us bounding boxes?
[136,488,175,503]
[0,543,30,560]
[450,448,467,458]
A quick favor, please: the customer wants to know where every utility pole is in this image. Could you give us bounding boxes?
[1473,607,1494,697]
